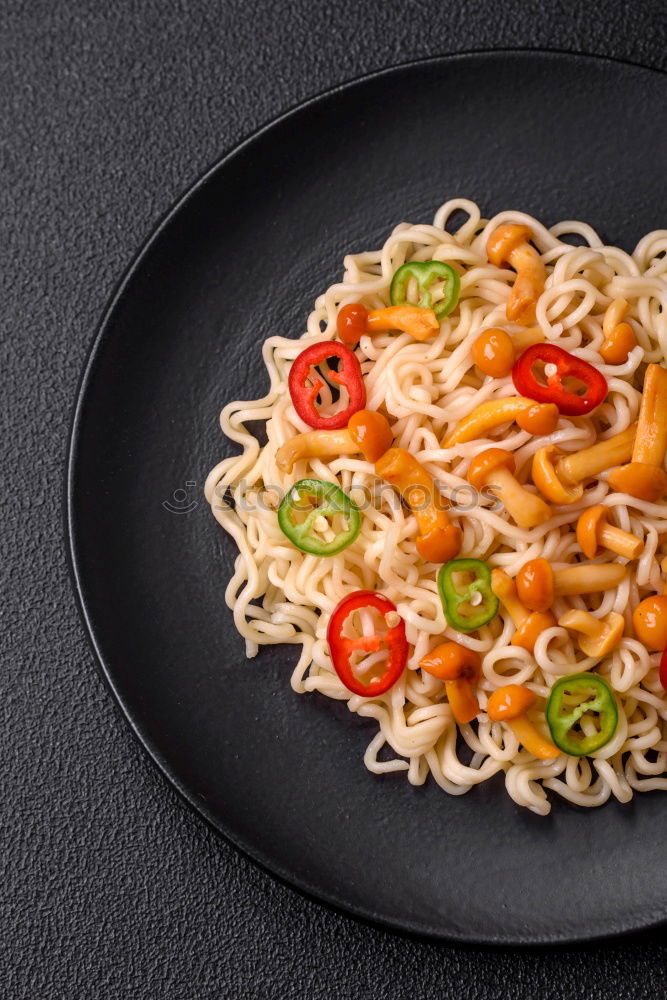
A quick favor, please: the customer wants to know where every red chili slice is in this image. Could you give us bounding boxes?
[288,340,366,430]
[660,646,667,690]
[327,590,408,697]
[512,343,608,416]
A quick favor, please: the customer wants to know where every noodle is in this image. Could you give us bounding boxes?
[205,198,667,815]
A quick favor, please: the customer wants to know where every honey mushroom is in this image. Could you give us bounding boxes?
[631,556,667,651]
[486,224,546,326]
[337,303,440,345]
[600,298,636,364]
[419,642,481,724]
[516,557,627,613]
[486,684,559,759]
[375,447,462,562]
[276,409,392,472]
[607,364,667,501]
[576,505,644,560]
[468,448,552,529]
[558,609,625,657]
[443,396,559,448]
[471,325,545,378]
[366,306,439,341]
[632,594,667,651]
[531,424,637,505]
[491,569,556,653]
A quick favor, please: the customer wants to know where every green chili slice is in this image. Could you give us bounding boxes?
[278,478,361,556]
[546,673,618,756]
[390,260,460,320]
[438,558,499,632]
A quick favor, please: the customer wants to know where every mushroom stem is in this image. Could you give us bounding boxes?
[491,569,528,627]
[507,244,547,326]
[598,521,643,560]
[532,445,584,505]
[487,466,552,529]
[601,298,634,364]
[558,609,625,657]
[633,364,667,466]
[559,609,601,639]
[553,563,627,596]
[366,305,439,341]
[510,326,545,353]
[602,298,629,338]
[507,717,558,760]
[556,424,637,485]
[444,679,480,725]
[276,429,357,473]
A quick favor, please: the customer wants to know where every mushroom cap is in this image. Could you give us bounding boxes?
[487,683,536,721]
[576,505,608,558]
[532,444,584,505]
[468,447,515,491]
[516,558,554,612]
[601,321,636,364]
[512,611,557,652]
[471,327,515,378]
[420,641,481,682]
[416,523,462,564]
[516,403,559,436]
[607,462,667,502]
[632,594,667,650]
[487,224,533,268]
[348,409,393,462]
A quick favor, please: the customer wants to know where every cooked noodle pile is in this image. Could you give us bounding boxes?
[204,199,667,814]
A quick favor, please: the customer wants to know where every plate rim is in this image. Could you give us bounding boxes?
[65,47,667,947]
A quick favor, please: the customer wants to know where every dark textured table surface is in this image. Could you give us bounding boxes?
[4,2,667,997]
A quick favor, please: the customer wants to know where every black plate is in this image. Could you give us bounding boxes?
[67,51,667,945]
